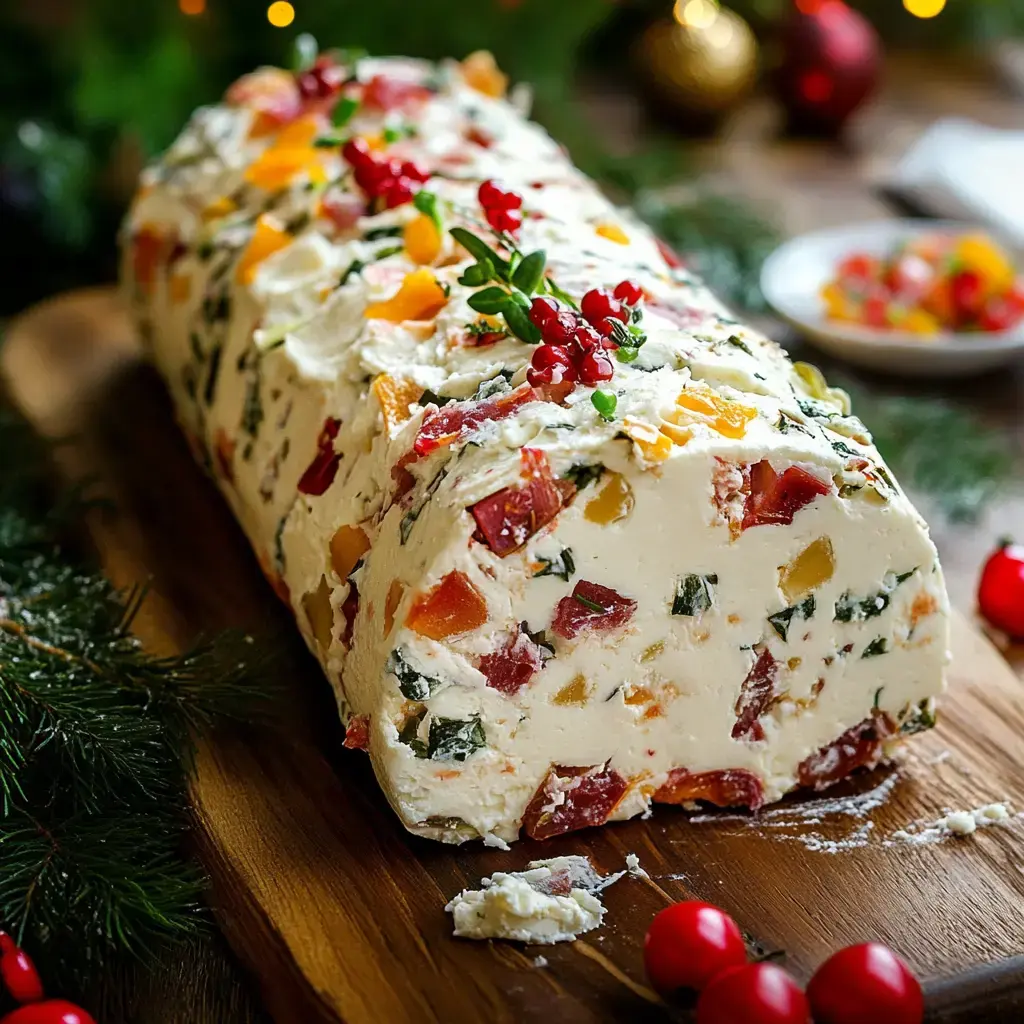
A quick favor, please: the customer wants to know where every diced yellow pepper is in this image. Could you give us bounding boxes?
[669,381,757,439]
[202,196,238,221]
[372,374,425,432]
[461,50,509,98]
[584,471,635,525]
[596,222,630,245]
[236,215,291,285]
[330,524,370,581]
[624,417,673,463]
[779,537,835,603]
[900,309,940,335]
[364,269,448,322]
[956,233,1014,294]
[403,213,442,265]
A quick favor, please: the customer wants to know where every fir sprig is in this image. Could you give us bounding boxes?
[0,409,272,997]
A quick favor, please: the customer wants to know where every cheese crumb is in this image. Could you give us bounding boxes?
[941,810,976,836]
[482,832,511,851]
[625,852,649,878]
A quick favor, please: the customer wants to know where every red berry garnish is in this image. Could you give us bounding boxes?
[0,933,44,1003]
[613,279,644,306]
[696,963,810,1024]
[353,160,388,193]
[478,180,522,210]
[579,348,614,385]
[488,207,523,235]
[383,177,417,209]
[0,1000,97,1024]
[581,288,627,327]
[593,317,619,339]
[978,540,1024,638]
[807,943,923,1024]
[540,310,579,346]
[643,901,747,995]
[527,362,578,389]
[570,323,603,359]
[529,296,560,330]
[400,160,430,183]
[342,138,373,167]
[296,57,345,101]
[530,344,575,374]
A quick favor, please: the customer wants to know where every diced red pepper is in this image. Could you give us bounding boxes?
[797,712,895,790]
[297,417,342,496]
[742,460,831,531]
[653,767,765,811]
[413,383,537,456]
[343,713,369,750]
[551,580,637,640]
[479,628,546,695]
[406,570,488,640]
[522,763,629,840]
[656,237,684,270]
[732,647,778,742]
[362,74,432,111]
[470,448,566,557]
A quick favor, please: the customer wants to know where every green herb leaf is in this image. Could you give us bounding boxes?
[413,189,442,232]
[467,286,512,315]
[573,593,607,614]
[591,390,618,421]
[418,388,455,408]
[398,707,428,757]
[428,716,486,761]
[862,637,888,659]
[899,698,937,735]
[340,259,366,286]
[534,548,576,582]
[458,259,495,287]
[544,277,579,309]
[511,250,547,295]
[776,413,813,436]
[450,227,510,279]
[563,463,605,491]
[503,301,542,343]
[768,595,816,642]
[833,570,913,623]
[292,33,319,72]
[388,649,445,701]
[332,96,360,128]
[672,573,718,616]
[399,464,448,544]
[313,135,345,149]
[364,225,403,241]
[726,334,753,356]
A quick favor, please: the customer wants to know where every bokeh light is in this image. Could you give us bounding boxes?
[267,2,296,28]
[179,0,206,14]
[673,0,719,30]
[903,0,946,18]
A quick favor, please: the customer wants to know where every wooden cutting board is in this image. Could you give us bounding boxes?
[4,289,1024,1024]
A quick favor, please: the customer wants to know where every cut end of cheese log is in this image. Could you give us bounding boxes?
[123,52,950,845]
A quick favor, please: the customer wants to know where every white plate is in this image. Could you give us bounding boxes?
[760,219,1024,377]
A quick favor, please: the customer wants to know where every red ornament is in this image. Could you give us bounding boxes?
[807,943,923,1024]
[696,962,810,1024]
[643,901,747,994]
[978,540,1024,639]
[0,933,44,1004]
[0,1002,96,1024]
[776,0,880,134]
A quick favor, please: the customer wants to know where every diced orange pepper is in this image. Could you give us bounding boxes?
[365,269,448,322]
[330,524,370,580]
[236,215,292,285]
[404,213,442,265]
[169,271,192,304]
[669,381,757,440]
[406,571,487,640]
[132,227,168,295]
[202,196,237,221]
[956,233,1014,295]
[623,417,673,463]
[244,115,326,191]
[595,222,630,245]
[461,50,508,98]
[900,309,940,335]
[584,472,635,525]
[372,374,424,432]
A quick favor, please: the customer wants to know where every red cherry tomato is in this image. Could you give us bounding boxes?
[643,901,747,994]
[696,962,810,1024]
[950,269,985,321]
[862,295,889,328]
[978,540,1024,638]
[977,296,1024,333]
[0,1001,96,1024]
[807,942,923,1024]
[837,253,878,283]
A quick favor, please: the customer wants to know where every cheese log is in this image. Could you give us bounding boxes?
[122,53,950,845]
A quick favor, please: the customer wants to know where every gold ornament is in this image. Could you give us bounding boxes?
[635,2,758,126]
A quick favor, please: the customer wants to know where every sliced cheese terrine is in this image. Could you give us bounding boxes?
[123,49,950,845]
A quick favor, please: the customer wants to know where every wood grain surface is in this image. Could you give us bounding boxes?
[4,290,1024,1023]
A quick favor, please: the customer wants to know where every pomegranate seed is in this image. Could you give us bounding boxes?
[529,296,560,330]
[488,208,523,235]
[581,288,627,327]
[541,310,579,346]
[383,177,417,208]
[530,343,575,372]
[297,59,345,100]
[579,348,615,385]
[478,180,522,210]
[353,161,390,193]
[342,138,373,167]
[401,160,430,183]
[613,279,644,306]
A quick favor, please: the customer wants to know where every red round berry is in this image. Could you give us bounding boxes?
[643,901,747,995]
[342,138,373,167]
[529,296,560,330]
[530,343,575,373]
[592,317,620,339]
[488,208,523,235]
[540,310,579,346]
[527,360,578,389]
[807,943,923,1024]
[581,288,627,327]
[400,160,430,183]
[579,348,614,385]
[478,180,522,210]
[353,160,388,193]
[978,540,1024,638]
[696,963,810,1024]
[570,323,603,360]
[0,940,45,1003]
[0,1000,97,1024]
[383,177,417,209]
[613,279,644,306]
[296,58,345,101]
